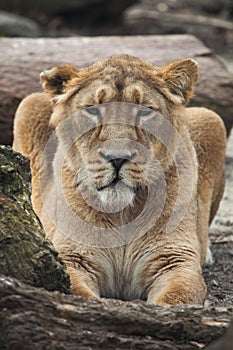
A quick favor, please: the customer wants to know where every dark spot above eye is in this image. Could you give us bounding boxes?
[115,81,123,91]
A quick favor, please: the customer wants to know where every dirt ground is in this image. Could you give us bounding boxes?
[204,130,233,307]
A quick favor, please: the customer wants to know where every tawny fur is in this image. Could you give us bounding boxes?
[13,55,226,305]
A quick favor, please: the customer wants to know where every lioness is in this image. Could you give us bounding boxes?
[13,55,226,305]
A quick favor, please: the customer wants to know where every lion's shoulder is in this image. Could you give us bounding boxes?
[13,92,53,157]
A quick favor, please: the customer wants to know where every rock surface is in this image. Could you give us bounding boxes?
[0,10,41,37]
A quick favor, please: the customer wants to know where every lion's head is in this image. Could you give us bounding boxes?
[40,55,198,215]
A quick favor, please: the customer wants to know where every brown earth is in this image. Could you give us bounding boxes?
[204,130,233,308]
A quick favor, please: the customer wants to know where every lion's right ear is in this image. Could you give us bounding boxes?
[40,64,79,96]
[157,58,199,104]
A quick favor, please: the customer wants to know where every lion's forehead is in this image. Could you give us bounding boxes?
[68,75,164,108]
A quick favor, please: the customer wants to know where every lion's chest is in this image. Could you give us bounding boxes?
[94,242,161,300]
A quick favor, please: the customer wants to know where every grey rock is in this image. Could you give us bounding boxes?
[0,11,41,37]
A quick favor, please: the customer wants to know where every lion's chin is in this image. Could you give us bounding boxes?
[97,181,135,213]
[79,179,137,213]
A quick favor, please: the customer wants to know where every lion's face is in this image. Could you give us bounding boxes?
[68,102,170,212]
[40,55,198,212]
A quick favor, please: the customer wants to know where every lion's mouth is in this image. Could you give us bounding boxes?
[96,176,138,193]
[97,176,120,191]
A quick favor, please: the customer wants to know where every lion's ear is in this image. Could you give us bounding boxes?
[157,58,199,104]
[40,64,79,96]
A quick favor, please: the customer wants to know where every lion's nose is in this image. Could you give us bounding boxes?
[110,158,128,171]
[98,150,137,171]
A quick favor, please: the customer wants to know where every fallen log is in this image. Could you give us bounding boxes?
[0,35,232,145]
[0,145,70,293]
[207,320,233,350]
[0,275,232,350]
[125,8,233,51]
[126,7,233,31]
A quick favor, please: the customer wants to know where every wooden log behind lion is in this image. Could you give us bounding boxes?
[13,54,226,305]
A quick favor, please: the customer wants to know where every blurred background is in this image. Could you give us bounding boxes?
[0,0,232,66]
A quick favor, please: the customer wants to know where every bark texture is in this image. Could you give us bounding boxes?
[207,320,233,350]
[0,145,70,293]
[0,35,232,145]
[0,275,232,350]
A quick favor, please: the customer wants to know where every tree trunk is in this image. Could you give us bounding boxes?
[0,145,70,293]
[0,35,232,145]
[0,274,232,350]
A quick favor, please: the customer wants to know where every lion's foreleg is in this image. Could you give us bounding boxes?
[146,265,206,306]
[66,265,100,298]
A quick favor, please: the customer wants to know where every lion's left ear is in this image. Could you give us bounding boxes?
[157,58,199,104]
[40,64,79,96]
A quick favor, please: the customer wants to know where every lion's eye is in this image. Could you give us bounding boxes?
[137,109,152,118]
[86,106,101,117]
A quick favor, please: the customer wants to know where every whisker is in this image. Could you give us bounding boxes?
[87,168,109,173]
[124,168,143,174]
